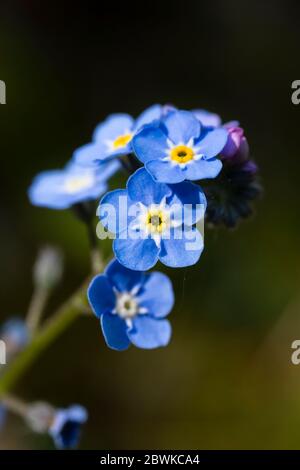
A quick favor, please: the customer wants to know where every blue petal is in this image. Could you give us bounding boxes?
[184,158,222,180]
[137,272,174,318]
[98,189,130,234]
[195,128,228,158]
[93,114,134,142]
[132,126,168,164]
[73,142,108,166]
[134,104,162,130]
[49,405,87,449]
[113,236,159,271]
[159,227,204,268]
[74,141,130,165]
[168,181,207,224]
[127,168,172,205]
[29,171,68,209]
[96,159,121,180]
[192,109,221,128]
[66,405,88,423]
[99,144,132,160]
[105,258,145,292]
[29,161,113,210]
[101,313,130,351]
[87,275,115,318]
[162,110,201,144]
[128,316,171,349]
[145,159,184,184]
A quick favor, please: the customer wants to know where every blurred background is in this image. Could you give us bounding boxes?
[1,0,300,449]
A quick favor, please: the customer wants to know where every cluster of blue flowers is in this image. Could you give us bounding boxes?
[22,104,262,449]
[29,104,261,353]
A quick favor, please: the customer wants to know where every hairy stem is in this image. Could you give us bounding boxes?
[1,394,28,417]
[0,278,90,398]
[26,285,50,335]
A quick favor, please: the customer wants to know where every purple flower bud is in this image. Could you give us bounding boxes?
[221,126,249,161]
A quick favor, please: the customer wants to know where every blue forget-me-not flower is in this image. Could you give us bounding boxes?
[74,104,162,165]
[132,110,228,184]
[28,160,119,210]
[99,168,206,271]
[88,259,174,350]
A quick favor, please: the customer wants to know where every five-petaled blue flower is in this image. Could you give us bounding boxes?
[132,110,228,184]
[88,259,174,350]
[99,168,206,271]
[74,104,162,165]
[49,405,88,449]
[28,160,119,210]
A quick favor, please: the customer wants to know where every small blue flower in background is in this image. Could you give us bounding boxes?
[74,104,162,166]
[49,405,88,449]
[99,168,206,270]
[132,110,228,184]
[88,259,174,350]
[28,159,119,210]
[1,317,29,355]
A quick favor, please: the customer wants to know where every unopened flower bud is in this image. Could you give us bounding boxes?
[221,126,250,161]
[33,246,63,289]
[25,402,55,433]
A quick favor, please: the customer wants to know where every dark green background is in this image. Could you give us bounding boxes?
[1,0,300,449]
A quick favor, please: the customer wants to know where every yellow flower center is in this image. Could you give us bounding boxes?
[113,133,132,149]
[146,209,167,234]
[170,145,194,163]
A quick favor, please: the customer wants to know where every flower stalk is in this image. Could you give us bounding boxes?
[26,246,63,335]
[1,394,28,418]
[26,284,51,335]
[0,278,90,399]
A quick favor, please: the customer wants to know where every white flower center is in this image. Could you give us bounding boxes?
[130,201,173,248]
[112,288,148,328]
[115,292,139,319]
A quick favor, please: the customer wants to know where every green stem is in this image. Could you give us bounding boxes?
[0,278,90,398]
